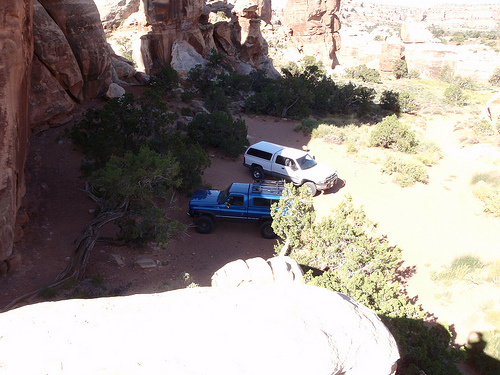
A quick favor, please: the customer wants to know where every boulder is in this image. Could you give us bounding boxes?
[401,21,434,44]
[30,55,76,128]
[104,82,126,99]
[0,0,32,262]
[33,0,84,101]
[170,40,207,80]
[38,0,113,99]
[0,285,399,374]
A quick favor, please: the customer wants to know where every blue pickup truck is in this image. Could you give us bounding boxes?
[188,180,285,238]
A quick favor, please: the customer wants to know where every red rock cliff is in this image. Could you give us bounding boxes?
[0,0,33,263]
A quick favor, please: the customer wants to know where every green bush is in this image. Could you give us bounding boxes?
[474,120,495,136]
[444,85,468,106]
[187,112,248,158]
[70,91,210,193]
[439,65,455,83]
[489,67,500,86]
[398,91,420,114]
[393,59,408,79]
[415,139,443,165]
[380,90,400,113]
[344,64,381,83]
[381,155,429,187]
[271,188,463,374]
[407,69,421,79]
[370,115,419,153]
[150,63,179,95]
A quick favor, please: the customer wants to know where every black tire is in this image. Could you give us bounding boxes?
[195,216,214,234]
[304,181,317,196]
[251,165,264,180]
[260,221,276,239]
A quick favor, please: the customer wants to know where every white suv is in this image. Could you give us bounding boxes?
[243,141,337,195]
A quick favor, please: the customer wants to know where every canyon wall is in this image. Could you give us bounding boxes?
[0,1,33,265]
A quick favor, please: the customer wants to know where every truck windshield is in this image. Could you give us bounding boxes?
[218,186,230,204]
[297,154,317,170]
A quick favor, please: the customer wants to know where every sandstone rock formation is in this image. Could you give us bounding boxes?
[0,284,399,374]
[211,256,304,287]
[280,0,342,69]
[138,0,277,77]
[0,1,32,263]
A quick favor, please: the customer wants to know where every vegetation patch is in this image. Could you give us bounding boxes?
[271,186,464,374]
[471,171,500,217]
[381,154,429,187]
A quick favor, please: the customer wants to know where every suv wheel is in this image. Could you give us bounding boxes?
[195,216,214,234]
[304,181,317,196]
[260,221,276,239]
[251,166,264,180]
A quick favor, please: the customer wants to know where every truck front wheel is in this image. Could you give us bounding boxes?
[251,166,264,180]
[195,216,214,234]
[260,221,276,239]
[304,181,317,196]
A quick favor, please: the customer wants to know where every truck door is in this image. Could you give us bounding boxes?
[220,194,246,219]
[275,155,300,184]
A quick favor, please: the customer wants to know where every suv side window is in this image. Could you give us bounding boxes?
[247,148,272,161]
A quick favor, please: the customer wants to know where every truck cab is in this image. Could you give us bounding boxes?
[188,181,284,238]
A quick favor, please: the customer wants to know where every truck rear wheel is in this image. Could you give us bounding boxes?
[304,181,317,196]
[195,216,214,234]
[260,221,276,239]
[251,165,264,180]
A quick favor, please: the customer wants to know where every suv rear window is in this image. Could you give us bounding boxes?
[247,147,272,161]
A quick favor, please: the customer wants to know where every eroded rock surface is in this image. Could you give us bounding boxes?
[0,0,33,262]
[0,284,399,374]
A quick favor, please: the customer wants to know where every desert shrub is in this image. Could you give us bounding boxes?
[474,120,495,136]
[444,85,468,106]
[310,123,371,147]
[415,139,443,165]
[88,147,184,244]
[204,86,230,112]
[471,172,500,216]
[70,91,210,194]
[380,90,419,114]
[489,67,500,86]
[329,82,376,116]
[380,90,400,113]
[393,59,408,79]
[451,32,466,45]
[439,65,455,83]
[296,118,320,135]
[344,64,381,83]
[271,187,463,374]
[150,63,179,95]
[398,91,421,114]
[407,69,421,79]
[381,155,429,187]
[370,115,419,153]
[455,76,477,90]
[187,111,248,158]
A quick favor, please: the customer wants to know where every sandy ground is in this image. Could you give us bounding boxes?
[1,109,500,362]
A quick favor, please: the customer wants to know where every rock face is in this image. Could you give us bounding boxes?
[281,0,342,69]
[138,0,277,76]
[0,284,399,374]
[0,1,33,263]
